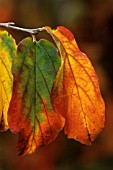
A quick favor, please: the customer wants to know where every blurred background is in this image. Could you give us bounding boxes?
[0,0,113,169]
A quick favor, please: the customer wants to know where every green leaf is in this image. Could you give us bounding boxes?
[8,38,64,156]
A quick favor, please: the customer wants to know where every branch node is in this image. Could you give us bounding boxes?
[8,22,15,25]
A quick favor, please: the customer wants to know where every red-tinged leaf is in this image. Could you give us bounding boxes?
[8,38,64,156]
[44,26,105,144]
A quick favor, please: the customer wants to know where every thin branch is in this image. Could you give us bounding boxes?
[0,22,44,35]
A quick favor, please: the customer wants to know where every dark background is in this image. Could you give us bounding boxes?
[0,0,113,169]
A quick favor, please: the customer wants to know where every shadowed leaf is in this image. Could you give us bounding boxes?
[0,31,16,131]
[44,26,105,144]
[8,38,64,156]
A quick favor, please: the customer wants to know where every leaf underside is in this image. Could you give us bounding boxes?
[8,38,64,156]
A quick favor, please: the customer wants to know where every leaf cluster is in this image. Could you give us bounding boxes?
[0,26,105,156]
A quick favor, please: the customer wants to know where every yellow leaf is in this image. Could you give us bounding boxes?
[0,31,16,131]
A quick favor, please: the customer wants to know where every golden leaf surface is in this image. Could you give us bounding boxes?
[0,31,16,131]
[44,26,105,144]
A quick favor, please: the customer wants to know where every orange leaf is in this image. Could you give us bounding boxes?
[44,26,105,145]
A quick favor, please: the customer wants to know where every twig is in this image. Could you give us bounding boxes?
[0,22,43,35]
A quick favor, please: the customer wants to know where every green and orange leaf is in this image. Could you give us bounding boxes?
[0,31,16,131]
[44,26,105,144]
[8,38,64,156]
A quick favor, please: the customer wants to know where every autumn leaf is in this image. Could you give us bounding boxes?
[8,38,64,156]
[44,26,105,144]
[0,31,16,131]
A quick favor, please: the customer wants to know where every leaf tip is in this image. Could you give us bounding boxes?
[56,26,75,42]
